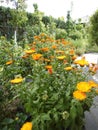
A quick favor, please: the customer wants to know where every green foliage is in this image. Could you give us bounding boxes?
[89,9,98,46]
[55,28,67,39]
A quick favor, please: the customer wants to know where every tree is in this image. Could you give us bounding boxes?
[65,11,74,36]
[89,9,98,46]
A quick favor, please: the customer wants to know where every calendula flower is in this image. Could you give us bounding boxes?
[74,57,89,66]
[77,82,91,92]
[25,49,36,54]
[10,77,24,84]
[64,66,73,71]
[40,47,49,52]
[45,65,52,69]
[55,50,65,54]
[20,122,33,130]
[73,90,86,100]
[88,80,98,87]
[32,54,42,60]
[69,49,75,55]
[51,45,57,49]
[56,56,66,60]
[6,60,13,65]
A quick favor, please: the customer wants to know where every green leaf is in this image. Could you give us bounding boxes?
[70,106,77,119]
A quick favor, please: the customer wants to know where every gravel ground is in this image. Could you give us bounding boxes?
[79,53,98,130]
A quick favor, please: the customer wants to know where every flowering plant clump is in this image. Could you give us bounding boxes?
[1,34,98,130]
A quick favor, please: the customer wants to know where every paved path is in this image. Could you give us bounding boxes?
[78,53,98,130]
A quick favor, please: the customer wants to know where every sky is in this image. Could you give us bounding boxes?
[26,0,98,20]
[0,0,98,20]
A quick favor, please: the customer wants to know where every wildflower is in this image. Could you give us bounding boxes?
[74,56,89,66]
[25,49,35,54]
[56,56,66,60]
[44,58,51,62]
[64,66,73,71]
[40,47,49,52]
[77,82,91,92]
[88,80,98,88]
[20,122,32,130]
[51,45,57,49]
[55,50,65,54]
[73,90,86,100]
[6,60,13,65]
[32,54,42,60]
[45,65,52,69]
[69,49,75,55]
[10,77,24,84]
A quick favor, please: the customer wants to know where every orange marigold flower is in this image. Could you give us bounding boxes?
[32,54,42,60]
[72,55,77,60]
[69,49,75,55]
[45,65,52,69]
[20,122,33,130]
[56,55,66,60]
[88,80,98,88]
[73,90,86,100]
[6,60,13,65]
[40,47,49,52]
[77,82,91,92]
[64,66,73,71]
[51,45,57,49]
[10,77,24,84]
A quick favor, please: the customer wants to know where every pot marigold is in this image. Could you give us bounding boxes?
[10,77,24,84]
[25,49,36,54]
[20,122,33,130]
[74,57,89,66]
[56,56,66,60]
[73,90,86,100]
[45,65,52,69]
[64,66,73,71]
[6,60,13,65]
[77,82,91,92]
[88,80,98,88]
[32,54,42,60]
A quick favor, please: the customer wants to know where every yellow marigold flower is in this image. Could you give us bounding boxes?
[55,50,65,54]
[6,60,13,65]
[25,49,36,54]
[32,54,42,60]
[64,66,73,71]
[10,77,23,84]
[77,82,91,92]
[88,80,98,87]
[44,58,51,62]
[20,122,33,130]
[56,56,66,60]
[73,90,86,100]
[74,57,89,66]
[45,65,52,69]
